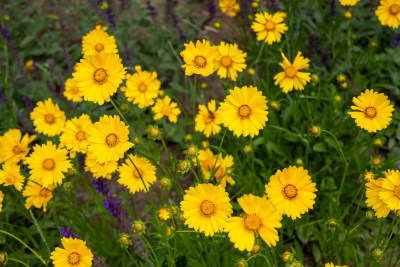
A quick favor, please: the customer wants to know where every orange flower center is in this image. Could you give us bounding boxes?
[372,157,381,166]
[243,214,262,232]
[39,188,51,197]
[200,200,215,216]
[364,106,377,119]
[5,175,16,184]
[13,145,23,155]
[284,66,298,78]
[161,105,172,116]
[70,85,79,94]
[105,133,118,147]
[204,112,215,124]
[265,20,275,31]
[394,186,400,199]
[238,104,251,119]
[75,131,86,141]
[95,43,105,52]
[42,159,55,170]
[132,168,144,179]
[220,56,232,67]
[283,184,298,199]
[194,56,207,68]
[138,83,147,92]
[44,114,55,124]
[93,68,108,85]
[389,4,400,15]
[68,252,80,265]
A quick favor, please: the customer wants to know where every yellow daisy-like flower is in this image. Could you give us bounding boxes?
[225,194,282,251]
[265,166,317,219]
[0,162,25,191]
[214,42,247,81]
[117,154,157,194]
[152,96,181,123]
[195,100,222,137]
[73,53,126,105]
[50,237,94,267]
[158,208,171,221]
[0,191,3,212]
[87,115,133,164]
[84,152,118,179]
[25,141,72,187]
[0,129,36,164]
[180,40,219,77]
[379,170,400,211]
[218,86,268,137]
[376,0,400,28]
[60,114,93,158]
[338,0,361,6]
[366,178,391,218]
[122,65,161,108]
[63,78,83,103]
[180,183,232,236]
[30,98,66,137]
[348,89,394,133]
[82,25,118,56]
[274,52,311,93]
[219,0,241,17]
[22,181,57,212]
[251,12,288,45]
[325,263,349,267]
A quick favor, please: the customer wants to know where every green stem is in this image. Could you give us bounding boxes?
[193,75,197,141]
[29,210,51,256]
[161,136,173,171]
[246,252,271,266]
[141,235,159,266]
[384,217,400,251]
[124,247,140,267]
[321,130,347,165]
[8,258,30,267]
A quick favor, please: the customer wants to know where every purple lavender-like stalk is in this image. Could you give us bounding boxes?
[106,7,116,30]
[46,59,65,92]
[92,178,109,195]
[61,44,74,74]
[59,227,81,239]
[146,0,157,21]
[393,34,400,48]
[102,193,120,216]
[0,23,10,40]
[331,0,337,16]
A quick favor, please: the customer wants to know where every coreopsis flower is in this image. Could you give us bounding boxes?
[273,52,311,93]
[30,98,66,137]
[338,0,361,6]
[63,78,83,103]
[376,0,400,29]
[158,208,171,221]
[22,181,57,212]
[73,53,126,105]
[26,141,72,187]
[84,152,118,179]
[348,89,394,133]
[218,86,268,137]
[0,162,25,191]
[214,42,247,81]
[251,12,288,44]
[379,170,400,211]
[122,65,161,108]
[117,154,157,194]
[87,115,133,163]
[180,183,232,236]
[0,129,35,164]
[151,96,181,123]
[225,194,282,251]
[180,40,219,77]
[60,114,93,157]
[195,100,222,137]
[82,25,118,56]
[50,237,93,267]
[265,166,317,219]
[325,263,349,267]
[219,0,240,17]
[366,178,391,218]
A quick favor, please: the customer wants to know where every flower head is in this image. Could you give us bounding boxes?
[379,170,400,211]
[0,129,35,164]
[214,42,247,81]
[180,40,219,77]
[219,0,241,17]
[366,178,391,218]
[152,96,181,123]
[63,78,83,103]
[82,25,118,56]
[195,100,222,137]
[50,237,93,267]
[30,98,66,137]
[60,114,93,158]
[0,162,25,191]
[251,12,288,44]
[84,152,118,179]
[22,181,57,212]
[376,0,400,29]
[339,0,361,6]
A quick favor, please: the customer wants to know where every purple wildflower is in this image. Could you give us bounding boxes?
[22,96,33,111]
[61,44,74,74]
[393,34,400,48]
[59,227,81,239]
[146,0,157,21]
[331,0,337,16]
[322,53,330,68]
[92,178,109,195]
[102,193,120,216]
[0,23,10,40]
[106,8,116,30]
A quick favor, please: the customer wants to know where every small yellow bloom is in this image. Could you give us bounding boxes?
[158,208,171,221]
[366,178,390,218]
[379,170,400,211]
[251,12,288,45]
[84,152,118,179]
[338,0,361,6]
[375,0,400,28]
[344,11,352,20]
[180,40,219,77]
[63,78,83,103]
[219,0,241,17]
[82,25,118,56]
[152,96,181,123]
[0,162,25,191]
[0,129,35,164]
[23,181,57,212]
[195,100,222,137]
[215,42,247,81]
[50,237,93,267]
[30,98,66,137]
[25,60,35,72]
[60,114,93,157]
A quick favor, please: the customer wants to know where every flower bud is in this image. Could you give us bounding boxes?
[179,213,186,222]
[251,2,259,8]
[177,159,191,174]
[251,244,260,253]
[282,251,292,263]
[158,208,171,221]
[341,82,348,90]
[244,145,252,154]
[344,11,352,20]
[372,248,383,260]
[184,134,193,143]
[213,22,221,29]
[372,157,382,166]
[247,68,256,77]
[147,125,162,140]
[366,210,375,220]
[119,104,127,112]
[374,139,383,148]
[133,137,140,145]
[159,177,170,189]
[0,252,7,265]
[133,222,144,233]
[328,219,337,229]
[295,158,303,166]
[201,141,208,149]
[334,95,342,103]
[170,206,178,215]
[118,233,132,248]
[165,226,174,238]
[270,101,280,111]
[310,126,320,136]
[200,82,208,90]
[337,74,346,84]
[185,145,199,157]
[67,169,75,177]
[311,74,319,83]
[363,172,375,182]
[63,182,73,191]
[236,259,247,267]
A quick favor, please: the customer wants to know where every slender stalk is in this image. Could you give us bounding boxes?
[193,75,197,141]
[124,247,140,267]
[29,210,51,255]
[246,252,271,266]
[321,130,347,164]
[141,235,160,266]
[8,258,30,267]
[384,217,400,250]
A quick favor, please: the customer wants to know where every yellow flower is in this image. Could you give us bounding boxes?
[117,154,157,194]
[225,194,282,251]
[251,12,288,44]
[180,183,232,236]
[0,162,25,191]
[195,100,222,137]
[379,170,400,211]
[325,263,349,267]
[376,0,400,28]
[84,152,118,179]
[348,89,394,133]
[0,129,35,164]
[122,65,161,108]
[25,59,35,72]
[152,96,181,123]
[274,52,311,93]
[30,98,66,137]
[26,141,72,187]
[73,53,126,105]
[219,0,241,17]
[0,191,3,212]
[265,166,317,219]
[218,86,268,137]
[180,40,219,77]
[158,208,171,221]
[82,25,118,56]
[214,42,247,81]
[366,178,391,218]
[63,78,83,103]
[87,115,133,163]
[22,181,57,212]
[60,114,93,158]
[50,237,94,267]
[339,0,361,6]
